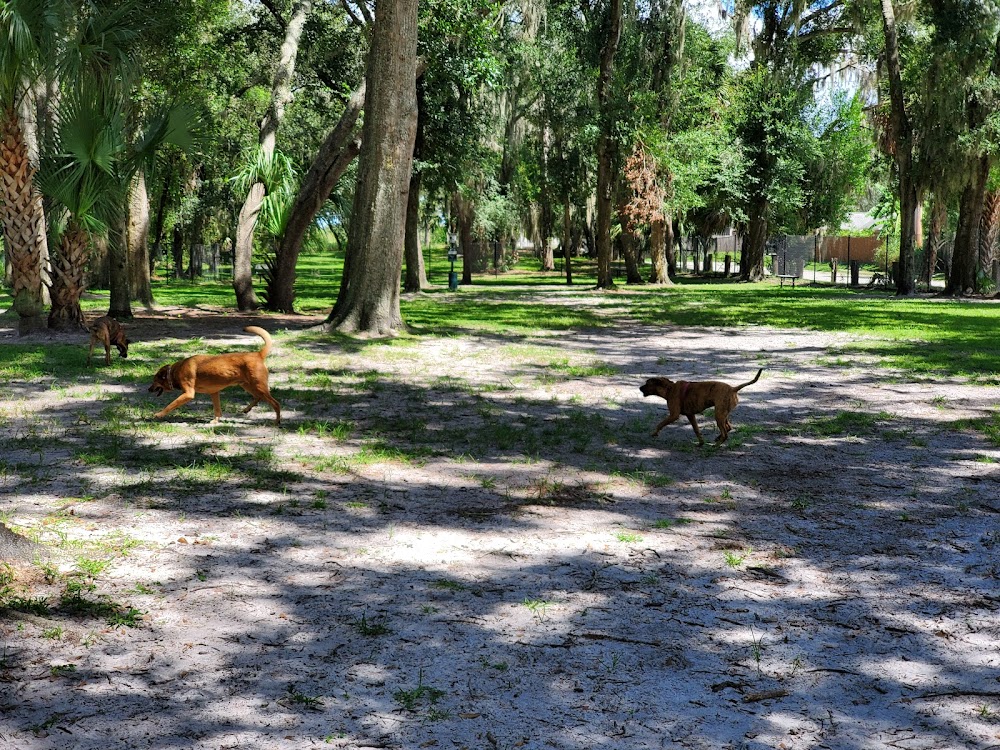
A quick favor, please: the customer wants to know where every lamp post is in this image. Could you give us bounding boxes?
[447,232,459,291]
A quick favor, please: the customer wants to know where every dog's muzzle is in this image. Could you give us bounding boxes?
[149,384,164,396]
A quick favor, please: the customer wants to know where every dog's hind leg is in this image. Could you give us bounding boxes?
[241,384,281,425]
[686,415,706,445]
[209,393,224,423]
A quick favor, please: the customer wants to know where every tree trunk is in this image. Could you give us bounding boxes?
[925,197,946,288]
[0,107,48,334]
[620,227,642,284]
[108,220,132,320]
[48,224,91,330]
[458,195,475,285]
[667,219,679,276]
[880,0,917,296]
[594,0,622,290]
[562,200,573,284]
[234,0,313,312]
[742,200,768,281]
[172,223,185,279]
[325,0,418,335]
[948,155,989,295]
[403,169,429,292]
[150,165,172,274]
[403,79,429,294]
[649,217,672,284]
[982,190,1000,274]
[128,171,154,306]
[269,86,364,313]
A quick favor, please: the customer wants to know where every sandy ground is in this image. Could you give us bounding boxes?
[1,296,999,750]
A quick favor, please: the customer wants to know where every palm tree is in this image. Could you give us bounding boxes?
[39,93,127,329]
[35,2,202,329]
[0,0,53,334]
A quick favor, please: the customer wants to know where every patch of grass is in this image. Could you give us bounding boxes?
[354,611,391,636]
[284,685,324,710]
[523,598,552,621]
[652,517,693,529]
[3,596,51,616]
[394,670,446,713]
[615,530,643,543]
[430,579,467,592]
[803,410,894,437]
[724,547,752,568]
[107,607,145,628]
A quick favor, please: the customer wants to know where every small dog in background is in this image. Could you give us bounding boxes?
[148,326,281,425]
[87,316,131,365]
[640,368,763,445]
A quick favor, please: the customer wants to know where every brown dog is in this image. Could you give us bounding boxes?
[88,316,131,365]
[148,326,281,425]
[640,368,762,445]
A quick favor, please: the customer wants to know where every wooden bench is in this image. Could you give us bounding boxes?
[777,274,798,288]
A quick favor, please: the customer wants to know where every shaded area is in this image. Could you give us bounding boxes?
[1,315,999,749]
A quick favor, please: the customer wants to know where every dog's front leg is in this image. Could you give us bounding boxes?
[652,410,680,436]
[154,392,195,420]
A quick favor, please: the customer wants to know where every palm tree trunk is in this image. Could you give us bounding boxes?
[128,171,154,306]
[48,224,91,330]
[0,107,48,334]
[108,220,133,320]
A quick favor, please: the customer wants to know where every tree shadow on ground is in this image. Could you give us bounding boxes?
[2,322,999,749]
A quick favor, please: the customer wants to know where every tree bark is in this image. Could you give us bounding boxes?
[403,81,429,293]
[946,28,1000,296]
[948,155,989,295]
[620,227,642,284]
[741,198,768,281]
[925,196,946,288]
[403,170,429,292]
[48,224,91,330]
[108,220,133,320]
[649,218,672,284]
[234,0,313,312]
[324,0,418,335]
[594,0,623,290]
[0,107,48,334]
[880,0,917,295]
[171,223,185,279]
[268,84,364,312]
[127,171,154,306]
[562,200,573,284]
[458,194,475,285]
[150,165,172,274]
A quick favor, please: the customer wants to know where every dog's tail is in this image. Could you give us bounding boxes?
[734,368,763,392]
[244,326,273,358]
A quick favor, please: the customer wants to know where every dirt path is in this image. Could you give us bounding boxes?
[1,307,999,749]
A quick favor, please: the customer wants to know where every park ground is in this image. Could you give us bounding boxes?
[1,272,999,749]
